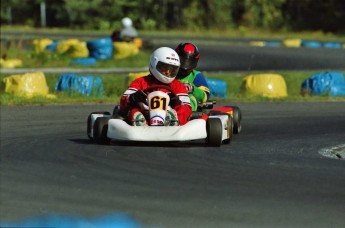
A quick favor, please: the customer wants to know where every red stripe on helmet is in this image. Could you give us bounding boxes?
[184,43,195,54]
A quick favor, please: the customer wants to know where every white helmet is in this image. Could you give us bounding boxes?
[149,47,180,84]
[121,17,132,27]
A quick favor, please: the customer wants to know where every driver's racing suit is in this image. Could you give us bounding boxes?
[120,74,192,125]
[177,70,210,111]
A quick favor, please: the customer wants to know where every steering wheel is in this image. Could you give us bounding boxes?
[142,85,179,107]
[142,85,176,97]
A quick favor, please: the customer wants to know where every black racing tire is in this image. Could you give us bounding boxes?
[231,106,242,134]
[87,111,111,140]
[93,117,110,145]
[225,106,242,134]
[223,114,233,144]
[209,113,233,144]
[206,118,223,147]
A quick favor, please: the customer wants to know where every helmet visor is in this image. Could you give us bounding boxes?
[156,61,179,78]
[180,57,198,71]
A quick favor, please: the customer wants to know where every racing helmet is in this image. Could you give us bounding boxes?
[175,42,200,77]
[149,47,180,84]
[121,17,132,28]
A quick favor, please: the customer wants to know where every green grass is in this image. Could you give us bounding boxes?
[1,71,344,106]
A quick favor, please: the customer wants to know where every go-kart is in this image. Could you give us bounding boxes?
[87,86,240,147]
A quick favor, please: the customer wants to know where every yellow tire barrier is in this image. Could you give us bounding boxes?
[241,73,288,98]
[2,72,56,98]
[0,58,23,69]
[113,42,139,60]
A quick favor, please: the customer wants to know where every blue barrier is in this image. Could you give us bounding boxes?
[301,72,345,96]
[330,84,345,96]
[55,74,104,96]
[46,41,58,52]
[264,41,282,47]
[206,78,227,98]
[0,213,141,228]
[87,38,113,60]
[323,42,341,48]
[301,41,321,48]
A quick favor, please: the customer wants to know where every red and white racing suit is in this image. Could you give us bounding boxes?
[120,75,192,125]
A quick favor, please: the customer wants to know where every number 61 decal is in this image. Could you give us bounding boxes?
[149,96,168,111]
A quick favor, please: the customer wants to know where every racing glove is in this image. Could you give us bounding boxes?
[129,90,147,105]
[170,96,182,108]
[183,83,194,93]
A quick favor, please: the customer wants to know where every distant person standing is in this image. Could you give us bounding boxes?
[111,17,138,42]
[120,17,138,41]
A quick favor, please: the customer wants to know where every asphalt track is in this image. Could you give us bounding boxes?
[152,42,345,72]
[197,45,345,71]
[1,102,345,228]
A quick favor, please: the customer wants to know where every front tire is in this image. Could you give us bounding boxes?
[93,117,110,145]
[87,111,111,140]
[206,118,223,147]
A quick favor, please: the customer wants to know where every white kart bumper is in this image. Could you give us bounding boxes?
[107,119,207,141]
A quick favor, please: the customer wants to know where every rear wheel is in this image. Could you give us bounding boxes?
[87,111,111,140]
[206,118,223,147]
[93,117,110,145]
[232,106,242,134]
[226,106,242,134]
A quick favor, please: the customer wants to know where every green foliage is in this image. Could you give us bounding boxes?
[205,0,235,29]
[140,18,157,30]
[182,0,237,30]
[182,0,205,30]
[1,0,344,33]
[244,0,285,30]
[282,0,345,32]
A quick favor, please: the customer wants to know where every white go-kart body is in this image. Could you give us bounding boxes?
[88,113,232,147]
[87,90,234,147]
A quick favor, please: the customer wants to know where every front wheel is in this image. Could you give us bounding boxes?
[93,117,110,145]
[87,111,111,140]
[206,118,223,147]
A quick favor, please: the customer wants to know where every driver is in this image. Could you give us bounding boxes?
[175,42,210,111]
[120,47,192,126]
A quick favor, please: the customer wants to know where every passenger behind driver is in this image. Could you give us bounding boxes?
[120,47,192,126]
[175,42,210,111]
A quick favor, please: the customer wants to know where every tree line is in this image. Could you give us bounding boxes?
[1,0,344,33]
